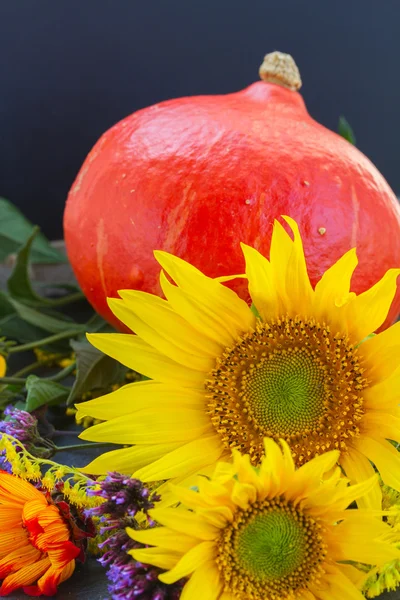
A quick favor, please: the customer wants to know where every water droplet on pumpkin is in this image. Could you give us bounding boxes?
[245,199,251,205]
[318,227,326,236]
[121,173,127,179]
[130,189,135,193]
[302,180,310,187]
[129,266,144,288]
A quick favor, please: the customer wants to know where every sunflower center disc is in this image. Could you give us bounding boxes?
[244,349,326,435]
[217,497,326,599]
[206,316,367,465]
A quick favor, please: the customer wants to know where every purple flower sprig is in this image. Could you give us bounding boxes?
[87,472,157,519]
[87,473,184,600]
[0,406,56,461]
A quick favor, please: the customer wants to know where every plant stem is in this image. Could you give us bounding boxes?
[46,362,76,382]
[55,442,112,452]
[0,361,76,387]
[44,292,85,307]
[0,376,26,385]
[12,361,42,378]
[8,327,85,354]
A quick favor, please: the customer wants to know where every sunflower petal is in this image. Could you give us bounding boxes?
[160,272,243,347]
[126,526,197,553]
[79,408,212,445]
[86,333,205,387]
[356,435,400,491]
[155,251,255,337]
[130,547,181,570]
[107,297,215,371]
[361,321,400,382]
[158,541,215,583]
[241,244,278,320]
[75,381,205,421]
[133,435,223,482]
[180,561,222,600]
[313,248,358,328]
[79,442,181,475]
[117,290,222,356]
[347,269,400,339]
[340,447,382,510]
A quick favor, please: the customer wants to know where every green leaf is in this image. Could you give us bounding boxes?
[85,313,116,334]
[67,339,128,405]
[7,228,82,309]
[0,292,16,319]
[0,313,49,344]
[338,116,356,145]
[7,299,80,334]
[7,227,45,305]
[0,386,22,409]
[25,375,70,412]
[0,292,51,344]
[250,303,261,319]
[0,198,66,263]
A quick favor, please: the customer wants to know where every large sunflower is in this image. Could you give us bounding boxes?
[77,216,400,509]
[128,439,400,600]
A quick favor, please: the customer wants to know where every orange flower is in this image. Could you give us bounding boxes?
[0,471,80,597]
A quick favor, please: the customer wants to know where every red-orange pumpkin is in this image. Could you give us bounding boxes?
[64,52,400,331]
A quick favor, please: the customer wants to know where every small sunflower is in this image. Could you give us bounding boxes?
[77,216,400,509]
[128,439,400,600]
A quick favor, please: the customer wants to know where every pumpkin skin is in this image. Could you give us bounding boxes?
[64,79,400,331]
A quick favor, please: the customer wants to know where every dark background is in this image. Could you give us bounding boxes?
[0,0,399,240]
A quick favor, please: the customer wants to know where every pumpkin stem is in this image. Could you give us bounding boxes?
[259,51,302,91]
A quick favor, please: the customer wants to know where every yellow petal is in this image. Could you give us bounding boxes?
[362,369,400,413]
[160,272,236,347]
[154,251,254,337]
[126,526,197,553]
[130,547,181,570]
[75,381,206,421]
[108,298,214,372]
[281,215,314,309]
[133,435,223,482]
[286,450,340,502]
[329,516,400,564]
[230,480,256,509]
[356,435,400,491]
[269,219,293,300]
[240,244,278,320]
[149,509,219,542]
[361,321,400,382]
[118,290,222,357]
[313,248,358,329]
[305,474,378,517]
[347,269,400,340]
[180,561,222,600]
[86,333,205,388]
[158,541,215,583]
[316,565,368,600]
[79,408,212,445]
[336,563,369,588]
[361,412,400,444]
[340,447,382,510]
[79,442,181,475]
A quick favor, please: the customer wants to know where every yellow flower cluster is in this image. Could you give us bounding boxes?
[0,434,99,510]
